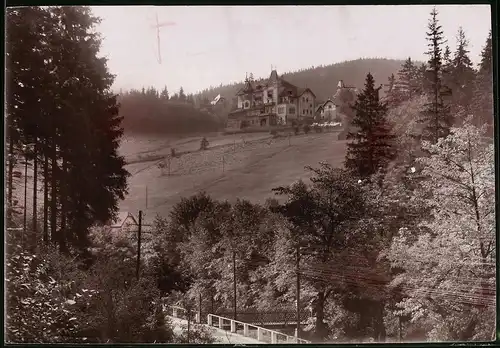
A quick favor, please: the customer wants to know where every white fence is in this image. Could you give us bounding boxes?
[167,305,202,323]
[207,313,310,344]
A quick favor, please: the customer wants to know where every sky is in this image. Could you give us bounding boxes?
[91,5,492,95]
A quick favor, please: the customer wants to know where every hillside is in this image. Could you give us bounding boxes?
[194,58,412,105]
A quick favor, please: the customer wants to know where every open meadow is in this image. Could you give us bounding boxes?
[119,131,347,222]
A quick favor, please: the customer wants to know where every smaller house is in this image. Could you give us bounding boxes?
[109,212,138,231]
[314,99,339,122]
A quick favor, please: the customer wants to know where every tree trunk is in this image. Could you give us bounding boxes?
[314,291,328,340]
[43,151,49,244]
[32,139,38,239]
[59,156,67,253]
[50,144,57,244]
[7,133,15,224]
[372,300,386,342]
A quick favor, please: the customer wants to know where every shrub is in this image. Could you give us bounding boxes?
[303,124,311,134]
[200,137,209,151]
[293,126,300,135]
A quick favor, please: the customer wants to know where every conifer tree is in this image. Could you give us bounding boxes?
[397,57,419,100]
[472,30,493,132]
[449,27,476,118]
[160,85,169,101]
[6,6,129,252]
[419,7,453,144]
[179,87,186,102]
[345,73,396,179]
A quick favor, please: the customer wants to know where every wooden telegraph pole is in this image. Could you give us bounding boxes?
[136,210,143,280]
[233,251,237,321]
[296,244,301,339]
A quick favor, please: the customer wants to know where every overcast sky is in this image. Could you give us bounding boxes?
[91,5,491,95]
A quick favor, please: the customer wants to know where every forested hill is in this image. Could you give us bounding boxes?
[194,58,413,103]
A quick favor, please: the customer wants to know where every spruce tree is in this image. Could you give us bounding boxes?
[6,6,129,252]
[449,27,477,119]
[419,7,453,144]
[160,85,169,101]
[345,73,397,179]
[472,30,493,132]
[179,87,186,102]
[397,57,419,100]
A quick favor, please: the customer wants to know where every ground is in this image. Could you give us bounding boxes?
[119,130,347,223]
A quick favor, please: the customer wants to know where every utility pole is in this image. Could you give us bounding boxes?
[145,186,148,209]
[136,210,143,280]
[23,150,28,241]
[233,251,237,321]
[296,244,301,339]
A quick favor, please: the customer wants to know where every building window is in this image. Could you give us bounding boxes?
[302,109,305,115]
[302,97,305,102]
[306,98,309,103]
[329,105,332,109]
[289,107,296,114]
[278,106,286,114]
[310,104,312,108]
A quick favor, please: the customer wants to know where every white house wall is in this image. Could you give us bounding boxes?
[298,91,315,119]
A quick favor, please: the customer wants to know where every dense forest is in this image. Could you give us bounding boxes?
[6,5,495,345]
[118,87,223,135]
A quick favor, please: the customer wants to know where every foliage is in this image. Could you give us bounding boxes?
[5,244,88,343]
[345,73,397,179]
[387,122,495,341]
[272,164,368,340]
[303,124,311,134]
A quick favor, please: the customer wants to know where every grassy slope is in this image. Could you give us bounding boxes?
[119,131,347,221]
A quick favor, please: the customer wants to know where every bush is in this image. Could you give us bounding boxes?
[199,137,209,151]
[293,126,300,135]
[303,124,311,134]
[314,125,323,133]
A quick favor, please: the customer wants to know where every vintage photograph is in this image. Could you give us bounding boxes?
[4,4,496,344]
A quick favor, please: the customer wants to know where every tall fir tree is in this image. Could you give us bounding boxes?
[6,6,129,252]
[345,73,397,179]
[419,7,453,144]
[160,85,169,101]
[179,87,186,102]
[397,57,419,101]
[449,27,476,119]
[472,30,493,132]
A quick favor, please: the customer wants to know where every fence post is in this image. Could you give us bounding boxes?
[271,331,277,343]
[243,324,249,336]
[195,312,200,323]
[230,320,236,333]
[218,317,223,329]
[207,314,212,326]
[257,327,263,341]
[173,307,178,317]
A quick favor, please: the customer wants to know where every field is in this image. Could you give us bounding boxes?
[119,131,347,223]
